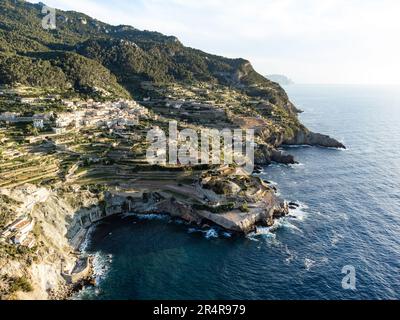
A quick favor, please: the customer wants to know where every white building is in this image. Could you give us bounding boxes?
[33,119,44,129]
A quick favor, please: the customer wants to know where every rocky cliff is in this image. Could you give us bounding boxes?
[284,129,346,149]
[0,185,106,300]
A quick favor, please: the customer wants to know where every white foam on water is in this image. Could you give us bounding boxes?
[304,258,316,271]
[288,202,309,222]
[72,251,114,300]
[80,224,97,253]
[91,251,112,286]
[288,162,305,169]
[247,227,277,243]
[255,227,277,238]
[272,219,303,234]
[284,245,297,265]
[246,202,310,243]
[266,180,278,186]
[246,234,260,242]
[222,232,232,238]
[188,227,200,234]
[187,227,221,240]
[204,228,219,239]
[330,231,344,247]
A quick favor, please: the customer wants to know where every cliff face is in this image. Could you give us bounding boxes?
[0,186,76,300]
[0,185,107,300]
[284,129,346,149]
[0,165,289,299]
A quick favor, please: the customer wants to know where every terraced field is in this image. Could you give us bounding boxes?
[0,154,61,188]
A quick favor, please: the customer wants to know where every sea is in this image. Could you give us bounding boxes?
[76,85,400,300]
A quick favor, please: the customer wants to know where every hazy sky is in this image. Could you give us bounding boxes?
[33,0,400,84]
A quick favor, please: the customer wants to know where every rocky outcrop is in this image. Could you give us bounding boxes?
[255,144,297,165]
[284,129,346,149]
[0,185,107,300]
[97,167,289,234]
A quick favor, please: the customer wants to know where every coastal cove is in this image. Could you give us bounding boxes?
[75,85,400,300]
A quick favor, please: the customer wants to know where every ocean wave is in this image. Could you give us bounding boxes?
[188,227,222,240]
[288,202,309,221]
[91,251,112,285]
[272,219,303,233]
[304,258,316,271]
[205,228,219,239]
[246,227,277,243]
[74,251,112,299]
[288,162,305,169]
[222,232,233,238]
[264,180,278,186]
[80,224,98,253]
[330,231,344,247]
[246,202,309,242]
[304,256,330,271]
[284,245,297,265]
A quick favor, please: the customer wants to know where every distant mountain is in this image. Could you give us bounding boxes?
[266,74,294,85]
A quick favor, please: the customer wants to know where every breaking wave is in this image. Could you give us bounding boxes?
[188,227,232,240]
[288,202,309,221]
[80,224,98,253]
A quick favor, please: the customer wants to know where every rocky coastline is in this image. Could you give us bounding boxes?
[285,129,346,149]
[0,131,345,300]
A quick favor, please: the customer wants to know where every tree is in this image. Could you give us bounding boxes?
[26,124,39,136]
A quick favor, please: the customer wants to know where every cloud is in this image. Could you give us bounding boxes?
[33,0,400,84]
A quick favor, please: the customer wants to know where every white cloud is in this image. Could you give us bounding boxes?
[33,0,400,84]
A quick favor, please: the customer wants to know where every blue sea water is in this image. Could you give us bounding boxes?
[77,85,400,300]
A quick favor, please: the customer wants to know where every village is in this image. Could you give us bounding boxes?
[0,88,152,251]
[0,95,149,134]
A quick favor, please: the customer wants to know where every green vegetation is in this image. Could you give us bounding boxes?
[239,202,250,213]
[0,194,20,229]
[193,202,236,214]
[0,53,69,89]
[0,275,33,299]
[0,242,35,260]
[8,275,33,293]
[0,0,293,110]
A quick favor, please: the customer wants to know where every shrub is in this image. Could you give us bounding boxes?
[8,276,34,294]
[239,202,250,213]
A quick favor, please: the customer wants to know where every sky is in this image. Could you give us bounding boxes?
[32,0,400,85]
